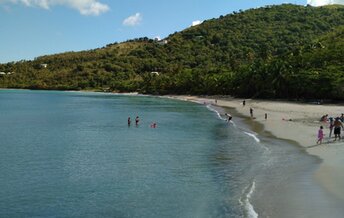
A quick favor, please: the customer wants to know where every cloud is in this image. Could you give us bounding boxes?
[307,0,344,6]
[77,1,109,16]
[123,13,142,26]
[191,20,203,26]
[0,0,109,15]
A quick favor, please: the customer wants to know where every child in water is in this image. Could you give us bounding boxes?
[317,126,324,144]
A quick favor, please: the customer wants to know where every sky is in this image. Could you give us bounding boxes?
[0,0,343,63]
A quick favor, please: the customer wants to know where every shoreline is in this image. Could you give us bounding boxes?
[166,95,344,201]
[3,88,344,216]
[3,89,344,201]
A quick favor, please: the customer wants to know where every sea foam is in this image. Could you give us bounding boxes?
[244,132,260,143]
[206,105,227,121]
[206,105,236,127]
[240,181,258,218]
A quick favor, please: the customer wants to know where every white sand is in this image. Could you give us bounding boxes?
[168,95,344,200]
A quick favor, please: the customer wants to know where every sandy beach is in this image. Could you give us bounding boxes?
[168,95,344,201]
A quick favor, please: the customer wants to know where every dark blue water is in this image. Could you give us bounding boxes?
[0,90,341,217]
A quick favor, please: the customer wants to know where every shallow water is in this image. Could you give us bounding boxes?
[0,90,342,217]
[219,106,344,218]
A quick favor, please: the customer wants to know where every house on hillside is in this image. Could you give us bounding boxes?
[40,64,48,68]
[151,72,160,76]
[154,39,168,45]
[160,40,168,45]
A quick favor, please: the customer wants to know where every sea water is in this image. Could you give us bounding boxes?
[0,90,343,217]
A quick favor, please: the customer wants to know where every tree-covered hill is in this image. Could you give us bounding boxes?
[1,4,343,99]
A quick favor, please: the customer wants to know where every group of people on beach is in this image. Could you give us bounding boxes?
[128,116,157,128]
[243,100,254,118]
[243,100,268,121]
[317,113,344,144]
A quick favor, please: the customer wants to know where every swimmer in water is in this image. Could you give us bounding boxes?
[135,116,139,126]
[150,122,157,128]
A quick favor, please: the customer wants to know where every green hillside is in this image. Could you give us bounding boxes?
[1,4,343,99]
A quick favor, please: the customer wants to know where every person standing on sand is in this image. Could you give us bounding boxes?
[243,100,246,106]
[317,126,324,144]
[250,108,253,118]
[328,117,334,138]
[333,117,343,141]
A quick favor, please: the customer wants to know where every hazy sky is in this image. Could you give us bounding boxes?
[0,0,342,63]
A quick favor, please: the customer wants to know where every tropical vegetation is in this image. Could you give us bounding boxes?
[0,4,343,99]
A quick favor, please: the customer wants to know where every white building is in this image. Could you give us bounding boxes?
[157,40,168,45]
[151,72,160,76]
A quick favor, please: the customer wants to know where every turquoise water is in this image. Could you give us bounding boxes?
[0,90,343,217]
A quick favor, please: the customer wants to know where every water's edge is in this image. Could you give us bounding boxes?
[165,96,342,218]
